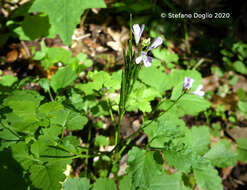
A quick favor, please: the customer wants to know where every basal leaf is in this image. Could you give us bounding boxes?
[30,161,67,190]
[139,65,172,95]
[0,75,18,87]
[29,0,106,45]
[51,66,77,92]
[205,139,237,167]
[236,138,247,163]
[119,175,135,190]
[64,177,90,190]
[66,112,88,131]
[14,14,56,41]
[160,94,211,117]
[127,147,163,188]
[185,126,210,155]
[93,178,116,190]
[11,142,34,170]
[193,160,223,190]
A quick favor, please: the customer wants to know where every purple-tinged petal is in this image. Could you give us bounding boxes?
[192,85,205,97]
[143,56,152,67]
[140,24,145,35]
[132,24,145,45]
[141,51,147,56]
[148,37,163,51]
[135,56,143,64]
[184,77,194,89]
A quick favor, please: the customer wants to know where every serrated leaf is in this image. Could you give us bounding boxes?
[0,128,19,150]
[163,150,194,173]
[193,160,223,190]
[30,162,67,190]
[144,115,187,148]
[93,178,116,190]
[14,14,55,41]
[0,75,18,86]
[67,112,88,130]
[205,139,237,167]
[128,82,160,112]
[119,175,135,190]
[40,47,73,69]
[127,147,163,188]
[153,48,179,63]
[160,94,211,117]
[29,0,106,45]
[51,66,77,92]
[185,126,210,155]
[10,142,34,170]
[95,135,109,147]
[233,61,247,74]
[3,90,43,132]
[64,177,90,190]
[139,66,172,94]
[236,138,247,163]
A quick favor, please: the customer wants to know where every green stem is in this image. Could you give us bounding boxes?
[107,99,116,125]
[85,125,92,177]
[48,88,54,102]
[184,21,191,54]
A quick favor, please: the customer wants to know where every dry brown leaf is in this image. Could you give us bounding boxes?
[227,127,247,140]
[107,26,129,52]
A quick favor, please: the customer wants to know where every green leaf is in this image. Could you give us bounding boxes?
[119,175,135,190]
[236,138,247,163]
[163,150,194,173]
[40,47,73,69]
[10,142,34,170]
[30,162,67,190]
[193,160,223,190]
[95,135,109,146]
[139,66,172,94]
[160,94,211,117]
[0,127,19,150]
[14,14,55,41]
[205,139,237,168]
[3,90,43,132]
[64,177,90,190]
[93,178,116,190]
[51,66,77,92]
[0,75,18,86]
[238,101,247,118]
[153,48,179,63]
[144,114,187,148]
[127,147,164,188]
[233,61,247,74]
[127,82,160,112]
[185,126,210,155]
[66,112,88,130]
[29,0,106,45]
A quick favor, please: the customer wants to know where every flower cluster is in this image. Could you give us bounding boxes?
[184,77,205,97]
[132,24,163,67]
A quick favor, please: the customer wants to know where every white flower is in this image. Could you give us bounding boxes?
[192,85,205,97]
[132,24,145,45]
[135,51,153,67]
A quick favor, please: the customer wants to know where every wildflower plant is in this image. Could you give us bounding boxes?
[0,12,245,190]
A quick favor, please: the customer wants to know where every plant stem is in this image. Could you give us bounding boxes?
[85,125,92,177]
